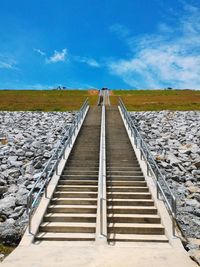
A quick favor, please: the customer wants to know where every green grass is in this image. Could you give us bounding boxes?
[0,90,98,111]
[110,90,200,110]
[0,243,15,257]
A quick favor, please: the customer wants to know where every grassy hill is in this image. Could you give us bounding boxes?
[110,90,200,110]
[0,89,200,111]
[0,90,98,111]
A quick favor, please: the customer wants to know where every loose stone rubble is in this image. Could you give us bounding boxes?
[130,111,200,264]
[0,111,75,248]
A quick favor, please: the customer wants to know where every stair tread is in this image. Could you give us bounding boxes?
[41,222,96,227]
[49,205,97,208]
[107,214,160,218]
[108,234,168,241]
[57,185,98,188]
[36,232,95,238]
[52,198,97,201]
[45,213,96,218]
[107,206,156,209]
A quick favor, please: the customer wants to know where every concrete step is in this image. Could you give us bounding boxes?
[107,176,145,181]
[60,175,98,180]
[54,192,98,198]
[107,192,151,199]
[107,199,154,206]
[51,198,97,205]
[107,206,157,214]
[108,223,165,235]
[59,180,98,185]
[106,171,143,175]
[107,214,161,224]
[36,232,95,241]
[39,222,96,233]
[107,186,148,192]
[107,168,141,172]
[107,181,146,186]
[44,213,96,223]
[107,233,168,243]
[107,173,144,178]
[62,171,99,175]
[48,205,97,213]
[57,185,98,192]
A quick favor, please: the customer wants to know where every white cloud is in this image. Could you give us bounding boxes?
[0,60,18,70]
[108,4,200,89]
[75,56,100,68]
[34,48,46,56]
[46,49,67,63]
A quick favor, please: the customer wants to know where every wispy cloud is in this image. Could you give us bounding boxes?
[74,56,100,68]
[34,48,46,56]
[110,23,130,39]
[108,4,200,89]
[46,49,67,63]
[0,59,18,70]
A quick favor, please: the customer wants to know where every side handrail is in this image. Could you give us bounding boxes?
[118,97,177,236]
[27,98,89,234]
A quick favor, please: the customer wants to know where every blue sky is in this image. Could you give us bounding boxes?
[1,0,200,89]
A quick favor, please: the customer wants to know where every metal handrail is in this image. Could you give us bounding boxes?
[27,98,89,233]
[99,105,106,237]
[119,97,177,236]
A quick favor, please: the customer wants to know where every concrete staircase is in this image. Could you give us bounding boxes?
[106,106,168,243]
[35,105,168,244]
[36,107,101,242]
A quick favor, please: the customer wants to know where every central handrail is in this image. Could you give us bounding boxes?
[96,104,107,241]
[27,98,89,234]
[119,97,177,236]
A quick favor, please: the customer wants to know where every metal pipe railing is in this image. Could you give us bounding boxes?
[118,97,177,237]
[96,104,107,241]
[27,98,89,234]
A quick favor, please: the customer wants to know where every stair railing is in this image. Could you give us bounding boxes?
[96,104,107,241]
[27,98,89,234]
[119,97,177,237]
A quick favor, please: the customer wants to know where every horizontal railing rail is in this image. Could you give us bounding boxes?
[119,97,177,236]
[27,98,89,234]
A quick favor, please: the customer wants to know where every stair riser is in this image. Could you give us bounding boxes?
[108,217,161,224]
[107,172,143,176]
[60,177,98,180]
[54,192,97,198]
[48,208,97,213]
[59,181,98,185]
[107,177,145,181]
[51,200,97,205]
[107,194,151,199]
[62,173,99,176]
[108,209,157,215]
[107,201,154,206]
[108,227,165,235]
[107,182,146,186]
[107,188,149,192]
[56,186,98,192]
[39,226,96,233]
[44,217,96,223]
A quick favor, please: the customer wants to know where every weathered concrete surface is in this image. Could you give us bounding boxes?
[1,242,197,267]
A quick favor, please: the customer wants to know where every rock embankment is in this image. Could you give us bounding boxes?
[0,111,75,245]
[131,111,200,263]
